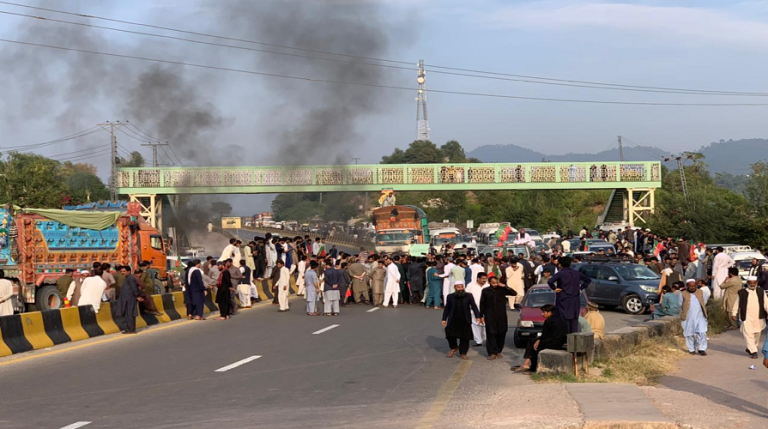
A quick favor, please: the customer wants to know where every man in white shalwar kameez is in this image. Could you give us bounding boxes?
[679,279,709,355]
[383,257,401,308]
[711,247,734,299]
[78,272,108,313]
[732,276,768,359]
[219,238,242,267]
[465,273,489,347]
[439,258,456,308]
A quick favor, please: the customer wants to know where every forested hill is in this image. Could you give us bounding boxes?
[467,138,768,175]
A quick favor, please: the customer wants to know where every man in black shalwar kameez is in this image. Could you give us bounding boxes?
[115,266,143,334]
[480,276,517,360]
[442,282,483,359]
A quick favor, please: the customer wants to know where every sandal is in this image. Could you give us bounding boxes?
[446,348,458,358]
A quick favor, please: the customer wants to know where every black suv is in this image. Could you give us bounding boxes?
[573,261,660,314]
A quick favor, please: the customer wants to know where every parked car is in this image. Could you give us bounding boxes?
[574,261,660,314]
[513,285,588,348]
[731,251,768,281]
[477,245,531,259]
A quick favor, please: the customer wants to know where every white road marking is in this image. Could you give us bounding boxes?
[312,324,340,335]
[60,423,92,429]
[215,355,262,372]
[366,307,380,313]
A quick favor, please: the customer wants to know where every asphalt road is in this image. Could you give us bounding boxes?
[0,298,645,429]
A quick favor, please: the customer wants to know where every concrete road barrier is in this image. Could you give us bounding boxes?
[0,292,213,358]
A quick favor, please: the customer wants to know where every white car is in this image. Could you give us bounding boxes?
[731,251,767,280]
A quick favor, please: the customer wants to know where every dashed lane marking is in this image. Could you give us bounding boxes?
[59,422,91,429]
[215,355,262,372]
[312,324,340,335]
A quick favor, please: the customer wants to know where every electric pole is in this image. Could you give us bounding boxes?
[352,157,360,165]
[98,121,127,201]
[416,59,430,141]
[618,136,624,161]
[141,142,170,167]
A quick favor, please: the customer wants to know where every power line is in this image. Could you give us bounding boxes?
[0,127,103,151]
[165,144,185,166]
[158,146,176,166]
[4,38,768,107]
[55,147,111,162]
[125,122,161,142]
[0,1,412,66]
[3,1,766,97]
[424,65,768,97]
[0,9,417,74]
[47,143,109,159]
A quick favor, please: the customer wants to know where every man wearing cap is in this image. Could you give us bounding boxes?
[720,267,742,331]
[680,278,709,356]
[584,302,605,340]
[732,276,768,359]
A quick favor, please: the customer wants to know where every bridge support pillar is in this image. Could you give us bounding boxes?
[626,188,654,228]
[129,194,162,232]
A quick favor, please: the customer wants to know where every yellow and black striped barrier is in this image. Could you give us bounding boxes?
[0,292,212,358]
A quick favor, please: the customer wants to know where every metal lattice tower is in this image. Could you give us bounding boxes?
[415,59,430,141]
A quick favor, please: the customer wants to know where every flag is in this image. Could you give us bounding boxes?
[319,244,326,258]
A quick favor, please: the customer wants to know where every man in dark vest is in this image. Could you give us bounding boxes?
[732,276,768,359]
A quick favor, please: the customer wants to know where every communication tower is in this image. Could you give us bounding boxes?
[416,59,430,141]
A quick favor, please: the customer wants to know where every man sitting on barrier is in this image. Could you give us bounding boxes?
[513,304,568,373]
[135,266,163,317]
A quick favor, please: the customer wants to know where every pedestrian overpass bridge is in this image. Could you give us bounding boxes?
[118,161,661,229]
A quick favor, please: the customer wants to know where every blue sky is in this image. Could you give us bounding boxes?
[2,0,768,213]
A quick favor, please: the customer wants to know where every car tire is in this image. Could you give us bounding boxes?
[622,294,645,315]
[513,329,526,348]
[36,285,62,311]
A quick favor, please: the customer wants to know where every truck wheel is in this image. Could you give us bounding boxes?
[36,286,62,311]
[513,329,526,348]
[622,294,645,315]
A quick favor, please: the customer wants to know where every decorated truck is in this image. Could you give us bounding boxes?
[372,205,429,254]
[0,203,167,313]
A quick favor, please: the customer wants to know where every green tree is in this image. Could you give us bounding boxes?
[382,140,442,164]
[440,140,466,162]
[65,171,110,204]
[210,201,233,218]
[0,152,66,207]
[120,151,145,167]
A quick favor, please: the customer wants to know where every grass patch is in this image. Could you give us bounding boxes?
[706,298,730,335]
[532,335,689,386]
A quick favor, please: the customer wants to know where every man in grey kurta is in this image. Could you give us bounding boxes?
[348,261,369,304]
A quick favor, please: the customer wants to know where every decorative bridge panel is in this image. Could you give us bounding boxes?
[118,162,661,194]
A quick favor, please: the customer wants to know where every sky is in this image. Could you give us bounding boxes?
[1,0,768,214]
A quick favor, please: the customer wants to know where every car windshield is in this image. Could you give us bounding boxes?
[735,259,761,270]
[614,264,660,280]
[377,233,412,242]
[523,290,555,308]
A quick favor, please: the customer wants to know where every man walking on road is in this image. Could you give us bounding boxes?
[442,281,483,360]
[276,260,291,312]
[466,272,489,347]
[732,276,768,359]
[116,266,143,334]
[547,256,591,334]
[480,276,517,360]
[383,256,401,308]
[680,278,709,356]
